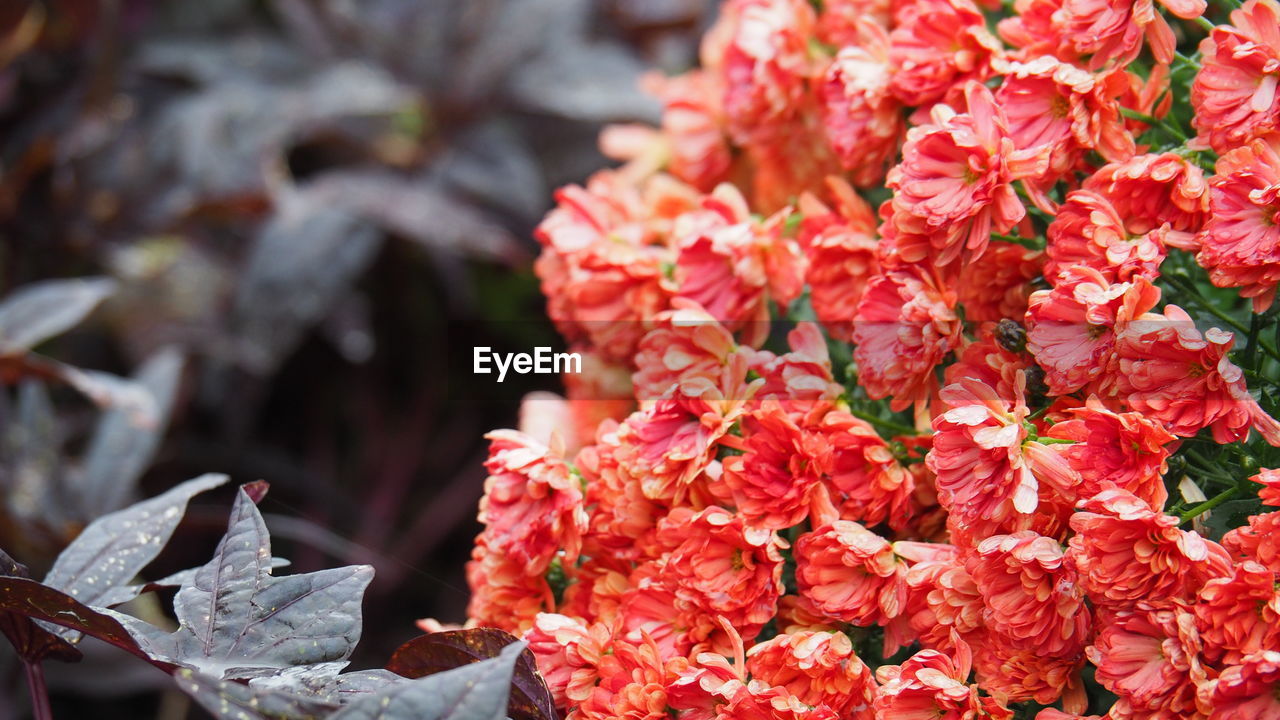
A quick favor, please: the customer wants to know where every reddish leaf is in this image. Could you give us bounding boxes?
[386,628,557,720]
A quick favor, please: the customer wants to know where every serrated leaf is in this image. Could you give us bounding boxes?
[175,669,341,720]
[387,629,557,720]
[334,640,524,720]
[77,348,185,515]
[0,277,117,355]
[146,486,374,679]
[44,474,228,608]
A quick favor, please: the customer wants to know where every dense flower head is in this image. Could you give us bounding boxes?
[1068,489,1233,607]
[1191,0,1280,154]
[463,1,1280,717]
[744,630,877,716]
[794,520,906,626]
[1196,136,1280,312]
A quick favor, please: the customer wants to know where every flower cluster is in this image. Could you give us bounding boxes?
[458,0,1280,718]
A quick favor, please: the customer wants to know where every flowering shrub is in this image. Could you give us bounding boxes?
[461,0,1280,718]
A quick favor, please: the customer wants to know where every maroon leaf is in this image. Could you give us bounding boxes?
[0,576,174,670]
[386,628,557,720]
[0,550,81,663]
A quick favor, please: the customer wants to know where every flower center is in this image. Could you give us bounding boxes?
[1050,94,1070,119]
[731,548,746,571]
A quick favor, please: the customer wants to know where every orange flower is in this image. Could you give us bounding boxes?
[1045,397,1176,508]
[1196,561,1280,666]
[851,267,963,412]
[886,82,1048,268]
[1191,0,1280,154]
[1086,603,1207,720]
[723,402,830,530]
[1053,0,1206,69]
[1116,304,1280,444]
[887,0,1003,108]
[873,639,1014,720]
[477,430,587,575]
[1196,136,1280,313]
[818,409,916,530]
[1044,190,1166,283]
[971,637,1087,709]
[818,20,904,187]
[927,375,1078,527]
[797,178,881,341]
[745,631,877,717]
[655,506,785,639]
[955,241,1044,323]
[465,540,555,634]
[575,632,674,720]
[968,531,1091,657]
[1082,153,1210,245]
[646,70,734,192]
[1223,510,1280,575]
[1198,650,1280,720]
[523,614,612,708]
[579,423,665,565]
[1068,489,1233,607]
[794,520,906,626]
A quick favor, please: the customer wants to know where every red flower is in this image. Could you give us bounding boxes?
[745,630,877,717]
[886,82,1048,268]
[1191,0,1280,154]
[1196,561,1280,666]
[818,410,916,530]
[1044,190,1166,283]
[798,178,881,342]
[477,430,587,575]
[723,401,830,530]
[794,520,906,626]
[1196,136,1280,312]
[1045,397,1176,508]
[851,267,963,412]
[1068,489,1233,607]
[1082,153,1210,245]
[717,0,818,145]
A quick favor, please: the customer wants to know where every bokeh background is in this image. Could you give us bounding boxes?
[0,1,714,716]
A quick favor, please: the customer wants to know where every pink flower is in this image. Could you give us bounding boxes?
[1082,153,1210,244]
[745,631,877,717]
[1044,190,1167,283]
[1196,136,1280,312]
[851,268,963,412]
[927,376,1078,527]
[819,20,904,186]
[996,57,1134,179]
[1056,0,1206,69]
[1117,304,1280,444]
[1045,397,1176,507]
[477,430,587,575]
[794,520,906,626]
[873,639,1014,720]
[723,401,830,530]
[1199,651,1280,720]
[885,82,1049,267]
[1195,561,1280,666]
[1191,0,1280,154]
[888,0,1003,108]
[968,531,1091,657]
[797,179,881,342]
[1087,603,1207,719]
[1068,489,1233,607]
[818,410,916,530]
[647,71,734,191]
[718,0,818,145]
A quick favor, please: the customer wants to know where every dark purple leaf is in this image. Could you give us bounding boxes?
[0,576,172,670]
[147,487,374,678]
[76,348,185,515]
[0,548,82,663]
[175,668,340,720]
[230,187,382,375]
[334,640,526,720]
[0,277,116,355]
[43,474,228,609]
[387,629,556,720]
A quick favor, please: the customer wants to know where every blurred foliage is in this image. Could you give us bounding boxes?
[0,0,714,717]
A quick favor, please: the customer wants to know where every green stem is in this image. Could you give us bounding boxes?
[1179,486,1241,524]
[1245,310,1263,372]
[1119,107,1188,142]
[848,407,923,437]
[1163,274,1280,363]
[1193,15,1216,32]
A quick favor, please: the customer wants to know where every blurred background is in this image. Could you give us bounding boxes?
[0,0,713,717]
